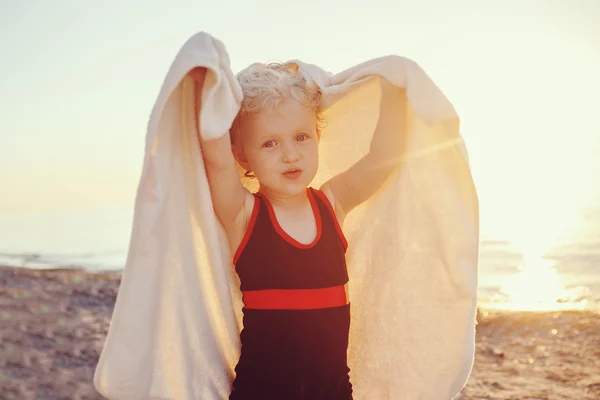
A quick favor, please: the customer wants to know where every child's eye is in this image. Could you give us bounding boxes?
[296,134,309,141]
[263,140,277,148]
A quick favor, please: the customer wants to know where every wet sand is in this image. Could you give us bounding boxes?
[1,265,599,399]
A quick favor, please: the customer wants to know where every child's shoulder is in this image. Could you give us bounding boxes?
[317,183,347,228]
[227,189,256,261]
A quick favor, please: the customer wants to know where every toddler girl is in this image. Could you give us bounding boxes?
[190,61,406,400]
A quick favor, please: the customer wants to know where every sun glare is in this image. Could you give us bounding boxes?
[491,252,588,311]
[477,161,593,311]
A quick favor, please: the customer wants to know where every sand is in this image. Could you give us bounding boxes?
[459,310,600,400]
[1,265,599,400]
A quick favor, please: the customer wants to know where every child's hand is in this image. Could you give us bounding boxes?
[189,67,207,86]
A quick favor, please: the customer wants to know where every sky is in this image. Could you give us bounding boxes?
[1,0,599,215]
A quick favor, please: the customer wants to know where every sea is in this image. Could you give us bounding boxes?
[1,199,599,312]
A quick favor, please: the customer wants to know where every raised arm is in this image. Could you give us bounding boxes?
[320,77,408,218]
[190,67,248,231]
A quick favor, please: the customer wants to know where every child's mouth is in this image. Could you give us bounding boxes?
[283,169,302,179]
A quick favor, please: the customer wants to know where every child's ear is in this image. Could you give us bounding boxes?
[231,143,250,170]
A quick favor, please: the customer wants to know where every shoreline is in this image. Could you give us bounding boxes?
[1,265,599,399]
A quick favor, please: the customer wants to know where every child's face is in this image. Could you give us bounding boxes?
[233,97,319,196]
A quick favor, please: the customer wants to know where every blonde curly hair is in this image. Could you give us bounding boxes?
[230,62,325,144]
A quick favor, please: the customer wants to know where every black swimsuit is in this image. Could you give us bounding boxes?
[229,187,353,400]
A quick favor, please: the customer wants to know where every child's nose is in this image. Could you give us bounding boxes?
[281,143,300,163]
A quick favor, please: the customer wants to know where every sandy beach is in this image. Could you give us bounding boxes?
[1,265,599,400]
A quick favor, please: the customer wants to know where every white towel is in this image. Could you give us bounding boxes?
[93,32,479,400]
